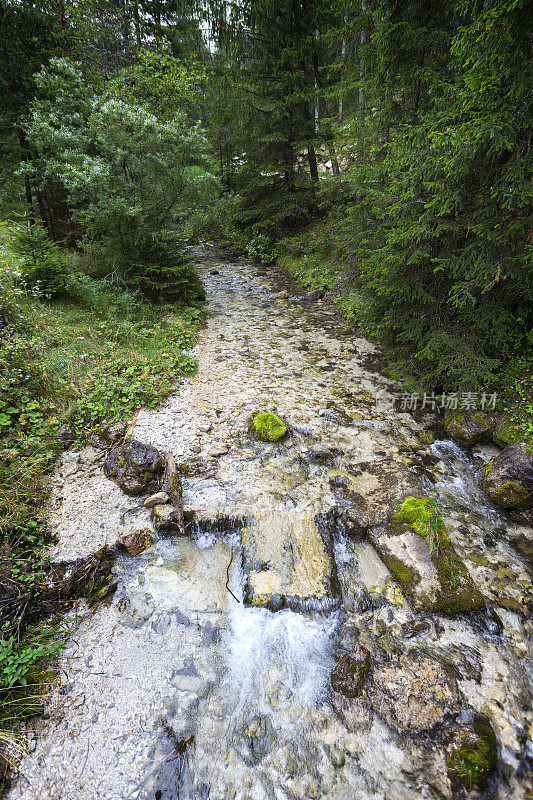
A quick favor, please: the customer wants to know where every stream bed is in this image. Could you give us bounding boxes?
[7,248,532,800]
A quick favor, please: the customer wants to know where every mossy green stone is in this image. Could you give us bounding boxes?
[446,720,498,791]
[393,496,484,614]
[483,478,529,508]
[248,412,288,442]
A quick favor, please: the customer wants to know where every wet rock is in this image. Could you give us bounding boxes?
[276,290,289,300]
[179,457,217,478]
[329,462,419,537]
[236,715,277,766]
[47,547,116,602]
[369,651,459,735]
[143,491,168,508]
[483,442,533,508]
[419,430,436,446]
[443,410,492,448]
[248,411,288,442]
[241,511,340,612]
[159,453,185,534]
[331,645,371,698]
[306,290,324,301]
[319,404,353,426]
[509,507,533,529]
[443,714,498,796]
[304,447,343,465]
[370,497,484,614]
[89,421,127,450]
[506,525,533,565]
[103,439,164,495]
[152,503,180,534]
[58,424,75,449]
[117,529,154,556]
[400,619,431,639]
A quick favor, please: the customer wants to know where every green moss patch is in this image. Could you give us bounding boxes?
[483,478,529,508]
[446,719,498,791]
[248,412,288,442]
[393,497,484,614]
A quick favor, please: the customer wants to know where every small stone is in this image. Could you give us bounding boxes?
[89,421,127,449]
[60,462,78,479]
[58,424,75,449]
[143,491,169,508]
[152,503,179,534]
[118,529,154,556]
[276,290,289,300]
[206,444,229,457]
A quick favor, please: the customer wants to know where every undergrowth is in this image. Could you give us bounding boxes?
[0,225,204,790]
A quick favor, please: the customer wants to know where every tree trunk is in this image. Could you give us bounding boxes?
[359,1,368,121]
[308,142,319,183]
[312,53,340,176]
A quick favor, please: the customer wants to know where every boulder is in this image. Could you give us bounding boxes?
[483,442,533,508]
[331,645,371,698]
[248,411,288,442]
[306,289,324,301]
[117,529,154,556]
[370,497,484,614]
[443,410,492,448]
[103,439,164,495]
[369,651,459,735]
[89,421,127,450]
[58,424,75,449]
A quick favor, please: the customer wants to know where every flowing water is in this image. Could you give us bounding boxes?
[7,248,532,800]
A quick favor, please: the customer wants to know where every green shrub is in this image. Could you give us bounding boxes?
[128,232,206,303]
[246,232,277,263]
[11,222,68,299]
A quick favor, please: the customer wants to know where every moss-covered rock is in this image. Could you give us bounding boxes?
[370,497,484,614]
[443,410,492,447]
[331,645,371,697]
[483,442,533,509]
[103,439,164,495]
[445,716,498,794]
[248,411,288,442]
